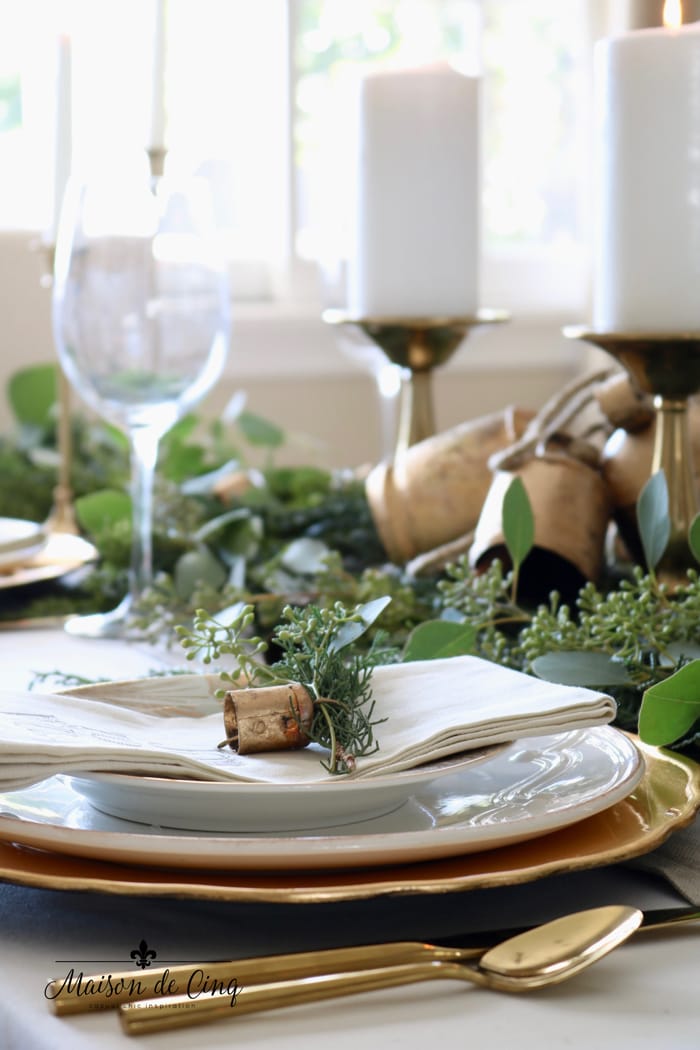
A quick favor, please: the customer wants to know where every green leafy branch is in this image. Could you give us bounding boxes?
[407,472,700,754]
[176,596,395,773]
[4,364,700,756]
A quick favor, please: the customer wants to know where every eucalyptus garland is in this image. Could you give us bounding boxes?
[2,363,700,759]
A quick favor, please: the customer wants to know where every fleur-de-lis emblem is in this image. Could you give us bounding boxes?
[130,940,157,969]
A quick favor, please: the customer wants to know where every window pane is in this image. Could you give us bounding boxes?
[1,0,590,308]
[165,0,289,289]
[0,0,56,231]
[294,0,589,260]
[0,0,289,299]
[482,0,589,250]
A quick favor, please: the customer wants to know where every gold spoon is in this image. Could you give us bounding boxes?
[46,903,698,1016]
[119,905,642,1036]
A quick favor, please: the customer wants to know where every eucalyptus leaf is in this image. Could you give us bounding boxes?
[263,567,306,594]
[639,660,700,745]
[689,513,700,565]
[7,364,57,429]
[162,414,200,445]
[194,508,251,543]
[531,651,633,686]
[174,548,228,601]
[281,537,330,576]
[328,595,392,654]
[180,459,241,496]
[28,447,61,469]
[226,555,247,591]
[195,509,263,562]
[101,422,130,452]
[160,443,206,483]
[229,527,265,566]
[75,489,131,535]
[159,415,206,482]
[214,601,248,628]
[502,476,534,569]
[403,620,477,662]
[237,410,285,448]
[637,470,670,571]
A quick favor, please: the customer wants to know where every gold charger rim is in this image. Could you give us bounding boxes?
[0,739,697,904]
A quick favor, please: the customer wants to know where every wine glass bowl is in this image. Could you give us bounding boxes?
[52,164,230,636]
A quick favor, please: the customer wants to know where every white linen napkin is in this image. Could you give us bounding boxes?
[0,655,616,789]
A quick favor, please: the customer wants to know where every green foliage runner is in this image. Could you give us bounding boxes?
[2,363,699,759]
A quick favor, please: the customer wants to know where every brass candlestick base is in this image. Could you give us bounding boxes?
[323,309,509,458]
[564,326,700,581]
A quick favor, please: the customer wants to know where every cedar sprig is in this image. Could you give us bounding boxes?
[176,597,394,773]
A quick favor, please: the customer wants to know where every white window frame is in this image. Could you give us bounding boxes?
[226,0,601,384]
[0,1,640,388]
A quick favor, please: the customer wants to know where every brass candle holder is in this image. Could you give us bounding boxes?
[45,370,79,535]
[323,309,510,459]
[564,326,700,580]
[38,243,79,536]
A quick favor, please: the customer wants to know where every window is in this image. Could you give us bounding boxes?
[293,2,589,261]
[0,0,598,317]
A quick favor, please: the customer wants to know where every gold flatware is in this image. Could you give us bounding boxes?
[46,902,700,1017]
[47,940,483,1016]
[119,906,642,1035]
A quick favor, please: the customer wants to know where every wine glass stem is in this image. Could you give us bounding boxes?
[129,426,160,603]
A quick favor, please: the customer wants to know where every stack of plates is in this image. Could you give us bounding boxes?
[0,671,697,902]
[0,517,47,571]
[0,523,97,591]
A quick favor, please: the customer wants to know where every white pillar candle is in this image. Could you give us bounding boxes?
[348,64,479,319]
[149,0,167,151]
[593,20,700,332]
[51,33,72,244]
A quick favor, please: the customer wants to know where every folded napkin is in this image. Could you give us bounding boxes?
[0,655,616,789]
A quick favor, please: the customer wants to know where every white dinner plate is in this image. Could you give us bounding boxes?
[0,727,643,871]
[0,517,47,569]
[0,532,97,589]
[69,746,500,833]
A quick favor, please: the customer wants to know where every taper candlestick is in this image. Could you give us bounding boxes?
[147,147,166,180]
[564,327,700,581]
[39,243,79,535]
[323,310,509,459]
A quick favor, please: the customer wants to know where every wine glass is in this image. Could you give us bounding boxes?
[52,159,230,637]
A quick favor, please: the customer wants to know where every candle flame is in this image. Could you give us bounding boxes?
[663,0,682,27]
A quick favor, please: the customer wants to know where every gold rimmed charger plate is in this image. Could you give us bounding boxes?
[0,739,697,903]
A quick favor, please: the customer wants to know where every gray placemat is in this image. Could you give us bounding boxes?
[625,815,700,904]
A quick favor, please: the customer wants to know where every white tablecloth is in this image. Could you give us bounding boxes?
[0,628,697,1050]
